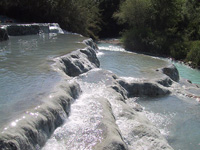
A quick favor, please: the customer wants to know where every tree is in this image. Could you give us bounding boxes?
[0,0,101,39]
[115,0,186,55]
[184,0,200,40]
[98,0,123,37]
[114,0,152,28]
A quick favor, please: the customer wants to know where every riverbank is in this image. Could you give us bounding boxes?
[97,42,200,150]
[0,35,177,150]
[98,38,200,70]
[1,32,200,149]
[1,22,200,149]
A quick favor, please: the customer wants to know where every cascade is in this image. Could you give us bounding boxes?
[0,27,200,150]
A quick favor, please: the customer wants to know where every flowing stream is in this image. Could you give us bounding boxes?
[97,42,200,150]
[1,34,200,150]
[0,33,86,128]
[173,62,200,85]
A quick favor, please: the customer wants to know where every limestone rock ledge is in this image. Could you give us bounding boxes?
[77,69,173,150]
[55,38,100,77]
[157,64,179,82]
[0,80,81,150]
[0,38,174,150]
[0,27,9,41]
[117,79,171,97]
[0,23,63,37]
[59,47,100,77]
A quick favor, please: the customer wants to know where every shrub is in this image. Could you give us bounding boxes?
[0,0,101,39]
[186,41,200,67]
[170,42,188,60]
[122,27,154,52]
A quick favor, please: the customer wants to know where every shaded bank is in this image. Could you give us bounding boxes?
[0,27,9,41]
[114,0,200,69]
[0,23,64,37]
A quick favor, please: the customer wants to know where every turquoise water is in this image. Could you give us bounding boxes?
[0,34,86,128]
[173,62,200,85]
[1,35,200,150]
[137,95,200,150]
[98,43,169,79]
[97,43,200,150]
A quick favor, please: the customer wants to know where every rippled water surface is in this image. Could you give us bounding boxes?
[98,43,200,150]
[1,35,200,150]
[137,95,200,150]
[0,34,86,128]
[174,62,200,85]
[43,79,105,150]
[97,43,169,79]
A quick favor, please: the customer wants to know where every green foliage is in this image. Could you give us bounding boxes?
[115,0,200,67]
[65,0,101,39]
[0,0,124,38]
[98,0,123,37]
[186,41,200,67]
[150,0,184,30]
[114,0,152,28]
[0,0,101,39]
[1,0,200,68]
[184,0,200,40]
[122,28,151,52]
[170,42,188,60]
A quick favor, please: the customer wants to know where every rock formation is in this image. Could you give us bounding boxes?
[0,27,9,41]
[76,69,173,150]
[0,23,63,38]
[0,80,81,150]
[59,47,100,77]
[0,37,175,150]
[158,64,179,82]
[6,24,40,36]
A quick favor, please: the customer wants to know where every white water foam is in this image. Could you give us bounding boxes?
[120,76,147,82]
[144,111,176,136]
[96,51,104,57]
[42,81,105,150]
[98,45,126,52]
[49,23,64,34]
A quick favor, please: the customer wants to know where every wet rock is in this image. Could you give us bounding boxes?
[79,69,173,149]
[0,37,175,150]
[102,142,127,150]
[7,25,40,36]
[104,84,173,150]
[0,27,9,41]
[155,76,173,87]
[80,47,99,65]
[39,24,50,33]
[110,84,128,100]
[49,23,64,34]
[84,69,171,98]
[56,38,99,77]
[159,65,179,82]
[84,38,98,51]
[94,98,128,150]
[177,78,200,97]
[60,47,100,77]
[0,80,81,150]
[117,79,171,97]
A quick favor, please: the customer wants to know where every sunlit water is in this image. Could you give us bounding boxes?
[97,43,169,79]
[1,34,200,150]
[0,34,86,128]
[173,62,200,85]
[137,95,200,150]
[43,77,105,150]
[98,43,200,150]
